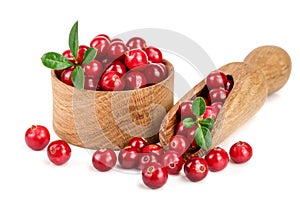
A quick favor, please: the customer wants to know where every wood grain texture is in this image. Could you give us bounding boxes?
[52,59,174,150]
[159,46,292,159]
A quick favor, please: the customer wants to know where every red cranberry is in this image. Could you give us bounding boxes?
[111,38,123,43]
[184,157,208,182]
[118,146,139,169]
[225,79,234,91]
[125,71,147,90]
[176,122,197,143]
[137,153,159,170]
[205,147,229,172]
[229,141,253,163]
[208,88,229,103]
[55,69,64,79]
[62,49,75,64]
[143,63,167,84]
[95,34,111,41]
[25,125,50,151]
[126,37,147,49]
[98,56,112,68]
[77,45,89,64]
[206,70,228,90]
[84,77,98,90]
[169,135,189,155]
[178,101,194,119]
[100,71,125,91]
[60,67,75,86]
[127,137,147,151]
[83,60,103,78]
[160,151,184,175]
[202,106,218,120]
[142,163,168,189]
[142,144,163,157]
[92,148,117,172]
[47,140,71,165]
[125,49,148,70]
[90,36,110,58]
[144,46,163,63]
[107,41,128,60]
[105,61,127,76]
[211,102,223,114]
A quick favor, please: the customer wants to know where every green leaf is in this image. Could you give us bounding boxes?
[200,118,214,129]
[192,97,206,116]
[72,66,85,90]
[69,21,79,60]
[81,47,97,65]
[183,118,195,128]
[41,52,73,70]
[194,126,212,151]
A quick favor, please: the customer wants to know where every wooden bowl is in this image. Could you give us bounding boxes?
[52,59,174,150]
[159,46,291,159]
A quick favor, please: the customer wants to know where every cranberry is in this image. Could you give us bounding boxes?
[92,148,117,172]
[169,135,189,155]
[84,77,98,90]
[225,79,234,91]
[60,67,75,86]
[144,46,163,63]
[229,141,253,163]
[118,146,139,169]
[160,151,184,175]
[127,137,147,151]
[90,36,110,58]
[125,49,148,70]
[142,163,168,189]
[107,41,128,60]
[202,106,218,120]
[62,49,75,64]
[142,144,163,157]
[184,157,208,182]
[100,71,125,91]
[205,147,229,172]
[83,60,103,78]
[208,88,229,103]
[61,45,88,65]
[111,38,123,43]
[176,122,197,144]
[47,140,71,165]
[126,37,147,49]
[96,34,111,41]
[105,61,127,76]
[137,153,159,170]
[211,102,223,114]
[206,70,228,90]
[125,71,147,90]
[25,125,50,151]
[55,69,64,79]
[178,101,194,119]
[143,63,167,84]
[98,56,112,68]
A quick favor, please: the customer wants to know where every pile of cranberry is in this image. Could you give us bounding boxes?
[55,35,168,91]
[25,69,252,190]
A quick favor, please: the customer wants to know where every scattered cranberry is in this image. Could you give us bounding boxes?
[205,147,229,172]
[144,46,163,63]
[126,37,147,49]
[90,36,110,58]
[137,153,159,170]
[206,70,227,90]
[60,67,75,86]
[229,141,253,163]
[100,71,125,91]
[125,70,147,90]
[118,146,139,169]
[127,137,147,151]
[83,60,103,78]
[142,163,168,189]
[47,140,71,165]
[202,106,218,120]
[178,101,194,119]
[142,144,163,157]
[25,125,50,151]
[125,49,148,70]
[107,41,128,60]
[92,148,117,172]
[208,88,229,103]
[160,151,184,175]
[184,157,208,182]
[105,61,127,77]
[143,63,167,84]
[169,135,189,155]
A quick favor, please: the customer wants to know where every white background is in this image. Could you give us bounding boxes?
[0,0,299,199]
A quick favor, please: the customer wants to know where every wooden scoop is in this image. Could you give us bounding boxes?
[158,45,292,159]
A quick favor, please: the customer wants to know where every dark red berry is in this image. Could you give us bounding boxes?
[84,77,99,90]
[205,147,229,172]
[111,38,123,43]
[176,122,197,144]
[126,37,147,49]
[211,102,223,114]
[137,153,159,170]
[90,36,110,58]
[225,79,234,91]
[105,61,127,76]
[229,141,252,163]
[178,101,194,119]
[60,67,75,86]
[83,60,103,78]
[118,146,139,169]
[143,63,167,84]
[161,151,184,175]
[100,71,125,91]
[125,49,148,70]
[127,137,147,151]
[169,135,189,155]
[184,157,208,182]
[47,140,71,165]
[206,70,228,90]
[144,46,163,63]
[202,106,218,120]
[92,148,117,172]
[77,45,89,64]
[107,41,128,60]
[125,70,147,90]
[142,144,163,157]
[95,34,111,41]
[208,88,229,103]
[142,163,168,189]
[62,49,75,64]
[55,69,64,79]
[25,125,50,151]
